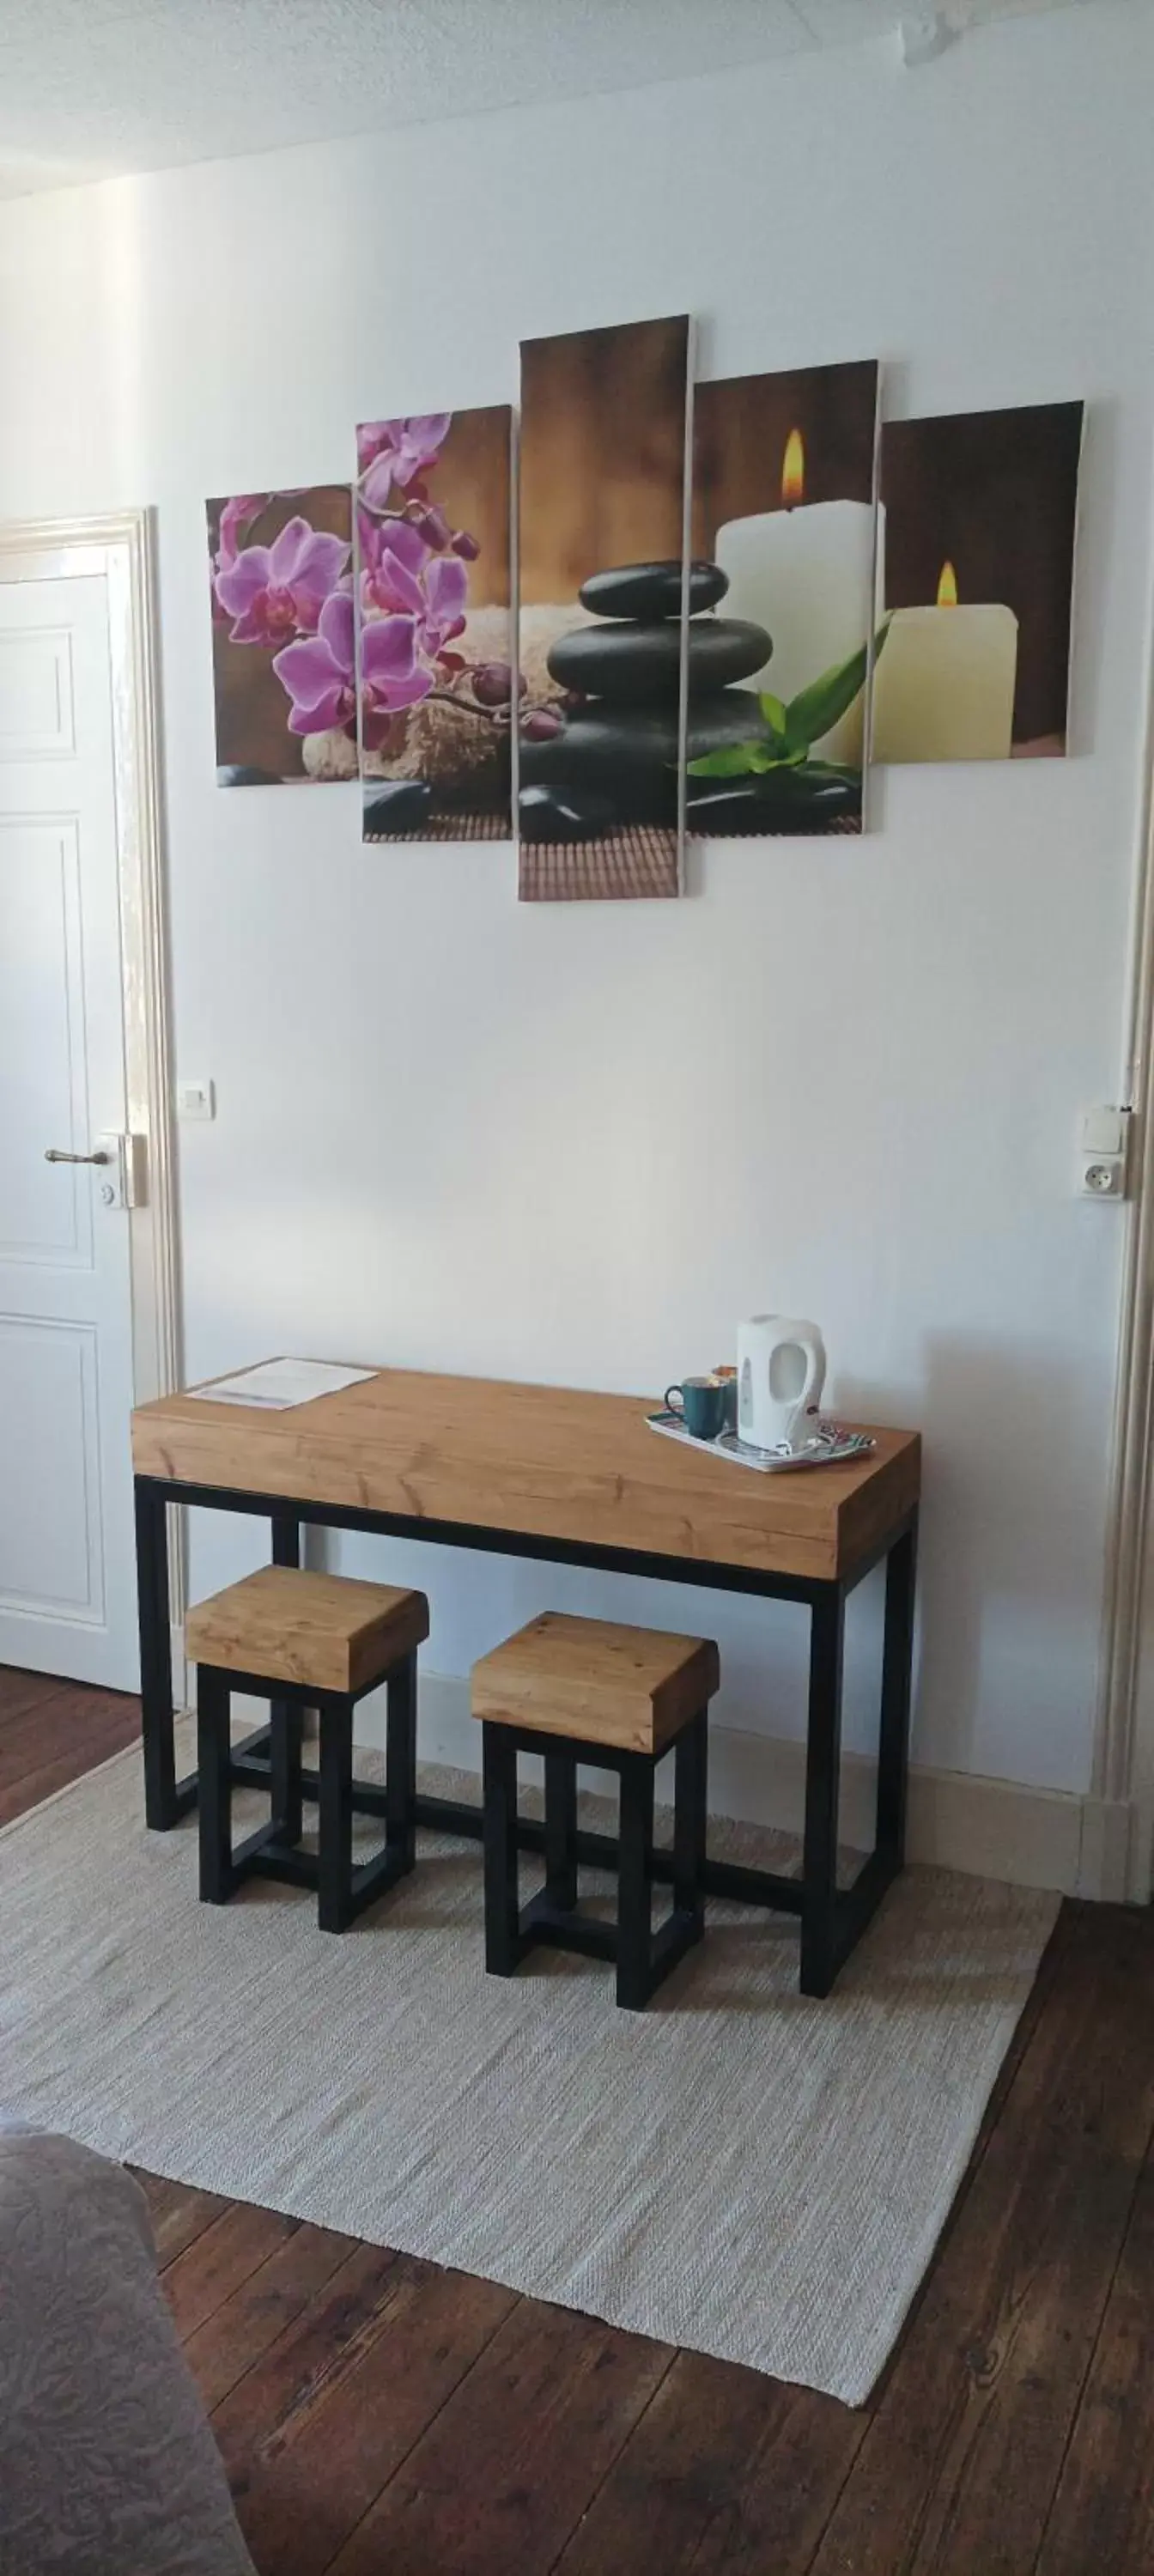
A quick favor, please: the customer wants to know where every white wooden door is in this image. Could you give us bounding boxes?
[0,572,139,1689]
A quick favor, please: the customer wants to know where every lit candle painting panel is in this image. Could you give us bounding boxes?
[353,408,513,841]
[207,488,353,784]
[688,360,881,836]
[873,402,1084,762]
[518,315,691,901]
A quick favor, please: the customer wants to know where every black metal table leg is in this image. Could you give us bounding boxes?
[877,1510,918,1863]
[799,1586,847,1999]
[270,1514,304,1844]
[136,1477,182,1830]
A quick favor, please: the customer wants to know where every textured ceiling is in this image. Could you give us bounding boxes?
[0,0,1103,202]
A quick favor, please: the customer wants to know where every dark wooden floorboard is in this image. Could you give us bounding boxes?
[232,2256,518,2576]
[1033,2136,1154,2575]
[328,2300,673,2576]
[808,1904,1154,2576]
[0,1662,72,1721]
[182,2221,359,2411]
[3,1668,1153,2576]
[0,1674,139,1822]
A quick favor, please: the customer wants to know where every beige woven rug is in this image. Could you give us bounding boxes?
[0,1730,1058,2404]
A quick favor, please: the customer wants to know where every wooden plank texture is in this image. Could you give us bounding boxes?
[181,2221,361,2412]
[163,2202,302,2341]
[132,1364,920,1582]
[227,2256,516,2576]
[809,1903,1154,2576]
[1034,2144,1154,2574]
[327,2300,674,2576]
[552,2351,866,2576]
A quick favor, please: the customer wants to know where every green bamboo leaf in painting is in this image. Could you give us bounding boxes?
[758,691,789,744]
[784,618,891,752]
[686,744,764,778]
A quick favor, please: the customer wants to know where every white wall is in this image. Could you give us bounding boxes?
[1,2,1151,1807]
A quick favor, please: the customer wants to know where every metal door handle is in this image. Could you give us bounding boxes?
[45,1147,111,1165]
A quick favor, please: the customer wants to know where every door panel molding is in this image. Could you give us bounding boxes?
[0,1315,104,1621]
[0,511,185,1649]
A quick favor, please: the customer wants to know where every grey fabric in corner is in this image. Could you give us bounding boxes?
[0,2128,255,2576]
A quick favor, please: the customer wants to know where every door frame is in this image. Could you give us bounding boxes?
[1096,606,1154,1903]
[0,508,185,1669]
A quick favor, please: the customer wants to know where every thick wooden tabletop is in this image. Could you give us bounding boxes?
[131,1365,920,1585]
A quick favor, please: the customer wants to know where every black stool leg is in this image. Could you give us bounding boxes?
[318,1695,355,1934]
[197,1667,234,1904]
[483,1722,519,1976]
[271,1705,304,1846]
[673,1710,708,1943]
[386,1650,418,1874]
[617,1753,655,2010]
[544,1749,578,1911]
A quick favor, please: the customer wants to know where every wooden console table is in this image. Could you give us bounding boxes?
[131,1366,920,1996]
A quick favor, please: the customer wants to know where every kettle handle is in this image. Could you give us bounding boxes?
[792,1330,826,1424]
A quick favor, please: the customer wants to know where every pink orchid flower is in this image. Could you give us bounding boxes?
[215,514,350,646]
[359,513,431,617]
[357,413,452,502]
[273,589,432,748]
[216,494,266,570]
[418,551,468,654]
[360,521,468,660]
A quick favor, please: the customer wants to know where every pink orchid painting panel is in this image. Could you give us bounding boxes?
[354,407,512,841]
[207,486,353,783]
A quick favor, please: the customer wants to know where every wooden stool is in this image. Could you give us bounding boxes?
[471,1612,719,2010]
[186,1566,429,1932]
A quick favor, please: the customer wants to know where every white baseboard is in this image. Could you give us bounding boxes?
[347,1668,1108,1900]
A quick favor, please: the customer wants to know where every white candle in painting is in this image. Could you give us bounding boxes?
[872,561,1018,763]
[715,428,884,765]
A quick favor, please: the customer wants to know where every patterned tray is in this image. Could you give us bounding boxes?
[645,1415,876,1475]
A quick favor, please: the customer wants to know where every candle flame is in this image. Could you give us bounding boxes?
[781,428,805,507]
[937,560,959,609]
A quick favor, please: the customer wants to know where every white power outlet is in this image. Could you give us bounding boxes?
[1081,1157,1126,1200]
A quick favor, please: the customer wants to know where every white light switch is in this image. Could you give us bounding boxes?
[177,1078,215,1122]
[1078,1107,1127,1157]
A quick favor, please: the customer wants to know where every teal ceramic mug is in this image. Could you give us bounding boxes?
[665,1376,726,1440]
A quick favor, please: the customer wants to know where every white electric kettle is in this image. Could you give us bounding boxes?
[737,1315,827,1453]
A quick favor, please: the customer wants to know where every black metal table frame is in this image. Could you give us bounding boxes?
[134,1473,918,1998]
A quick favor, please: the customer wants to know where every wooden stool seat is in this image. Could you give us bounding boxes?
[186,1565,428,1696]
[189,1567,428,1932]
[471,1611,720,1756]
[472,1612,719,2010]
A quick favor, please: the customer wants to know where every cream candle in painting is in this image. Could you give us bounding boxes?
[872,560,1018,762]
[875,403,1083,762]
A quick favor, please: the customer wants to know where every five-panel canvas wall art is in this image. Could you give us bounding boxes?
[207,316,1084,901]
